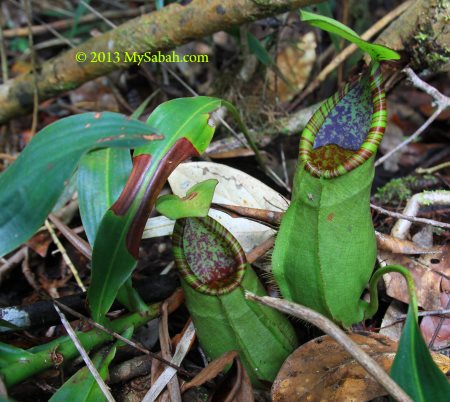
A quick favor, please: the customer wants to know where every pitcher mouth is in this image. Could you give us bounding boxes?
[299,63,386,178]
[172,217,246,296]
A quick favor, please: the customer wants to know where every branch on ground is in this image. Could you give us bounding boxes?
[0,0,321,125]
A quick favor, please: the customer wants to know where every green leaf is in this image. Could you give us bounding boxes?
[0,112,161,258]
[156,179,218,220]
[300,10,400,61]
[49,327,134,402]
[78,148,148,312]
[88,97,222,323]
[130,91,160,120]
[70,0,91,37]
[0,112,160,256]
[390,306,450,401]
[78,148,132,246]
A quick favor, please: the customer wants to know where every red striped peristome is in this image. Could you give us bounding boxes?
[299,62,386,178]
[172,217,247,296]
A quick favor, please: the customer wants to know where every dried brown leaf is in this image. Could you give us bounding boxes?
[182,351,237,392]
[420,279,450,348]
[272,333,397,402]
[381,244,450,310]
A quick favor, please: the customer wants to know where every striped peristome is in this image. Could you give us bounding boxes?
[172,217,246,295]
[172,216,298,385]
[300,62,386,178]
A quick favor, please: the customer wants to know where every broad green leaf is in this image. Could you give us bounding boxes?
[49,327,134,402]
[78,149,147,312]
[300,10,400,61]
[156,179,218,220]
[88,96,222,323]
[390,307,450,401]
[0,112,161,258]
[78,148,132,246]
[78,96,155,309]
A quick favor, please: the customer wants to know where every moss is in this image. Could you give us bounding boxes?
[374,174,439,204]
[409,0,450,72]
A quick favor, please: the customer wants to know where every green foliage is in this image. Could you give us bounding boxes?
[0,342,33,367]
[88,97,223,323]
[369,266,450,401]
[156,179,218,220]
[300,10,400,61]
[391,307,450,401]
[0,112,159,258]
[78,148,132,246]
[273,157,377,327]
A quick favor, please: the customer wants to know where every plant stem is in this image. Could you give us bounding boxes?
[0,290,183,388]
[367,265,419,320]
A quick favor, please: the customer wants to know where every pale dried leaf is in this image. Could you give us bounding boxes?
[266,32,316,102]
[380,300,405,342]
[168,162,288,252]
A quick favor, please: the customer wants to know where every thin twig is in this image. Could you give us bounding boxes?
[53,303,115,402]
[2,7,150,38]
[79,0,116,29]
[142,321,196,402]
[370,203,450,230]
[375,68,450,167]
[398,308,450,319]
[245,293,412,402]
[48,214,92,260]
[45,220,86,291]
[0,24,8,83]
[416,161,450,175]
[158,302,182,402]
[52,294,192,376]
